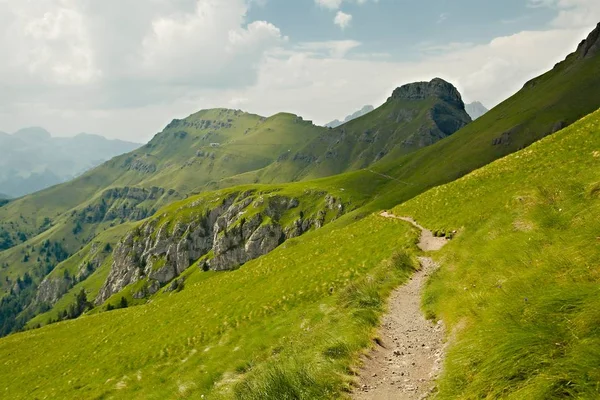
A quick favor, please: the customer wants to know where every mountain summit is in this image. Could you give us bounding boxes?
[388,78,465,108]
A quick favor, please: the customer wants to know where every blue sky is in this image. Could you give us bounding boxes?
[248,0,555,60]
[0,0,598,141]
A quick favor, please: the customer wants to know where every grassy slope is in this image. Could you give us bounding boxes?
[370,42,600,206]
[395,109,600,399]
[216,37,600,217]
[25,173,394,329]
[0,110,324,293]
[11,38,600,328]
[0,214,419,400]
[218,94,470,186]
[24,223,134,328]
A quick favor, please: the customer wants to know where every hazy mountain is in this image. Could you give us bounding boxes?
[465,101,489,120]
[0,128,141,198]
[325,105,375,128]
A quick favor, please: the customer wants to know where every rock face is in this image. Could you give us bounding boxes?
[96,191,345,304]
[35,277,72,305]
[389,78,465,109]
[35,243,107,307]
[576,22,600,60]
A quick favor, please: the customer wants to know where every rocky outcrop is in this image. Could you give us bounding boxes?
[35,277,71,305]
[35,243,107,307]
[96,191,345,304]
[576,22,600,60]
[388,78,465,109]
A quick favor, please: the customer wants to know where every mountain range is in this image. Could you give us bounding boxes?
[324,105,375,128]
[0,128,140,198]
[0,21,598,400]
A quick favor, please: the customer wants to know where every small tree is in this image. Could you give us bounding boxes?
[119,296,128,309]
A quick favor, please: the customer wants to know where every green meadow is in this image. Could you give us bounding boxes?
[396,109,600,399]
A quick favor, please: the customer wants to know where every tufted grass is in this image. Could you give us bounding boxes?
[0,214,418,399]
[395,109,600,399]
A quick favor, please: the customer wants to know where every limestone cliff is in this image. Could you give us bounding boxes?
[96,190,346,304]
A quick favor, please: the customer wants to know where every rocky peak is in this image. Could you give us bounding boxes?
[576,22,600,59]
[388,78,465,109]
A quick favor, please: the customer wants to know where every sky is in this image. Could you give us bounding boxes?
[0,0,598,142]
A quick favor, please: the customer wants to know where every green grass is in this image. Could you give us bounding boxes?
[0,214,418,399]
[395,109,600,399]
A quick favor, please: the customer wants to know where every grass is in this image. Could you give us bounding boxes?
[395,109,600,399]
[2,38,598,311]
[0,214,418,399]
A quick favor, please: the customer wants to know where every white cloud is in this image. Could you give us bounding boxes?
[0,0,100,86]
[0,0,598,142]
[314,0,377,10]
[295,40,361,58]
[217,25,593,128]
[528,0,600,28]
[334,11,353,29]
[315,0,343,10]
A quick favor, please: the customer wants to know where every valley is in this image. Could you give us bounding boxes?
[0,8,598,400]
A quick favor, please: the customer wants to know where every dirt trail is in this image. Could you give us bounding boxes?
[352,212,448,400]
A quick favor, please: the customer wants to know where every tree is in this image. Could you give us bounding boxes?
[119,296,128,309]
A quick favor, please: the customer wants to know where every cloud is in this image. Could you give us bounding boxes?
[218,25,592,129]
[0,0,100,86]
[296,40,361,58]
[527,0,600,28]
[0,0,598,142]
[0,0,285,106]
[334,11,353,29]
[314,0,377,10]
[315,0,343,10]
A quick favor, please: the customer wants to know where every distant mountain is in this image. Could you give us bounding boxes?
[325,105,375,128]
[465,101,489,120]
[0,128,141,197]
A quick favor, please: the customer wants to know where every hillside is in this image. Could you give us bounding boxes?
[2,24,600,337]
[0,209,419,399]
[2,107,598,400]
[250,78,472,183]
[364,21,600,210]
[395,108,600,398]
[0,128,141,198]
[0,83,473,334]
[0,19,599,400]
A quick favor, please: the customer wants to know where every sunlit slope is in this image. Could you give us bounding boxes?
[375,24,600,195]
[395,109,600,399]
[0,214,418,399]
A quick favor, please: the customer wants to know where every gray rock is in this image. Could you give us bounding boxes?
[96,191,346,304]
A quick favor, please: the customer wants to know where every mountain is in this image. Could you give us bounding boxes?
[0,82,471,335]
[324,105,375,128]
[3,90,600,400]
[242,78,472,183]
[0,128,141,198]
[2,16,600,337]
[0,21,599,400]
[0,84,469,259]
[464,101,488,119]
